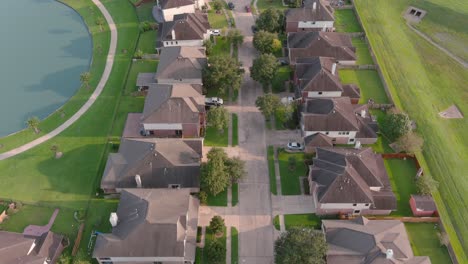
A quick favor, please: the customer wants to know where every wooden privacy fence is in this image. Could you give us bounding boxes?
[72,223,85,256]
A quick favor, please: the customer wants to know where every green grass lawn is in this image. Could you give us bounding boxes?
[256,0,287,12]
[211,37,231,57]
[232,183,239,206]
[334,9,362,33]
[272,66,291,93]
[278,149,307,195]
[267,146,277,195]
[207,8,229,29]
[355,1,468,260]
[137,30,157,54]
[339,69,389,104]
[197,226,227,263]
[124,60,158,95]
[273,215,280,230]
[232,114,238,146]
[352,37,374,65]
[283,214,322,230]
[405,223,452,264]
[204,126,228,147]
[207,188,228,206]
[384,158,418,216]
[231,227,239,264]
[135,2,155,22]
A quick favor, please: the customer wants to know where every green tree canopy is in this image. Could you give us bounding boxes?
[250,53,279,88]
[227,29,244,48]
[378,112,411,142]
[225,156,246,183]
[26,116,40,134]
[255,93,282,119]
[208,106,229,133]
[205,240,226,264]
[395,131,424,153]
[80,72,91,89]
[256,8,285,33]
[209,215,225,235]
[275,228,327,264]
[211,0,223,12]
[416,174,439,195]
[203,56,244,95]
[253,31,279,54]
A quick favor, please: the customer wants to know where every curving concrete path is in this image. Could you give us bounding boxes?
[0,0,117,161]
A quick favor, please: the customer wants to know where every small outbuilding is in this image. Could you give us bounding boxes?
[409,195,437,217]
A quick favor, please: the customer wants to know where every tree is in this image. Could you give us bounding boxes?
[378,112,411,142]
[256,8,285,33]
[416,174,439,195]
[201,148,230,195]
[395,132,424,153]
[80,72,91,89]
[225,156,246,183]
[275,103,294,127]
[134,49,144,59]
[286,0,302,7]
[227,29,244,48]
[204,39,213,55]
[203,56,244,95]
[96,16,105,32]
[253,31,278,54]
[208,107,229,133]
[199,191,208,205]
[437,231,450,247]
[209,216,225,235]
[256,93,282,120]
[26,116,40,134]
[250,53,279,88]
[205,240,226,264]
[275,227,327,264]
[212,0,223,13]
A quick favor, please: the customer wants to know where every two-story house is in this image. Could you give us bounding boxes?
[93,189,199,264]
[294,57,360,103]
[309,148,397,215]
[156,13,210,49]
[288,31,356,65]
[285,1,334,33]
[155,0,205,22]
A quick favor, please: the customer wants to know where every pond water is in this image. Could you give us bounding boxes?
[0,0,92,137]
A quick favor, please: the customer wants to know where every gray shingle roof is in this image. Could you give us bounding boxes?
[157,13,210,45]
[302,97,360,131]
[159,0,194,9]
[93,189,199,260]
[155,46,207,81]
[296,57,345,93]
[101,138,202,190]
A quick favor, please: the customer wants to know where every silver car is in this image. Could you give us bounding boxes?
[287,142,304,151]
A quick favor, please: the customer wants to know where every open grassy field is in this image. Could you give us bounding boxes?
[278,149,307,195]
[339,69,390,104]
[411,0,468,61]
[405,223,452,264]
[334,9,362,33]
[355,0,468,261]
[384,158,418,216]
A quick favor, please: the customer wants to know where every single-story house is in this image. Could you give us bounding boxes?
[322,216,431,263]
[140,83,205,138]
[155,0,205,22]
[294,57,360,103]
[285,1,334,33]
[0,231,66,264]
[301,97,378,146]
[156,13,210,49]
[309,147,397,215]
[288,31,356,65]
[101,137,202,193]
[409,195,438,217]
[93,188,199,264]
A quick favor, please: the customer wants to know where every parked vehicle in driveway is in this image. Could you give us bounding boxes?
[211,29,221,36]
[228,2,235,9]
[205,97,224,106]
[287,142,304,151]
[281,96,295,105]
[245,5,251,12]
[251,25,258,33]
[278,58,289,66]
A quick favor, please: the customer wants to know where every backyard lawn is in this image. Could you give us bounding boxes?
[207,8,229,29]
[135,2,155,22]
[256,0,287,12]
[267,146,277,194]
[384,158,418,216]
[123,60,158,95]
[405,223,452,264]
[204,126,228,147]
[339,69,389,104]
[272,66,291,93]
[355,0,468,260]
[351,37,374,65]
[232,114,238,146]
[137,30,157,54]
[278,149,307,195]
[334,9,362,33]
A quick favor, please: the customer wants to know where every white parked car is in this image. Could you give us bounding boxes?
[281,96,295,105]
[287,142,304,151]
[211,29,221,36]
[205,97,224,106]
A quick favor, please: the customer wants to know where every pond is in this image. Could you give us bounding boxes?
[0,0,92,137]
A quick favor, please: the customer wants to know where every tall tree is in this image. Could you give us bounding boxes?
[202,148,230,195]
[208,107,229,133]
[250,53,279,88]
[253,31,278,54]
[209,216,225,235]
[395,132,424,153]
[275,228,327,264]
[225,156,246,183]
[416,174,439,195]
[26,116,40,134]
[96,16,105,32]
[205,240,226,264]
[211,0,223,13]
[203,56,244,95]
[227,29,244,49]
[378,112,411,142]
[80,72,91,89]
[256,8,285,33]
[255,93,282,120]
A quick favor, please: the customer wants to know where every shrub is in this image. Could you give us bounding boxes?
[209,215,225,235]
[199,191,208,205]
[205,240,226,263]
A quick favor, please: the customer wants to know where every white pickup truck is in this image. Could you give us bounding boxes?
[205,97,224,106]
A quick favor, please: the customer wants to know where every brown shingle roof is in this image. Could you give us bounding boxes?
[159,0,194,9]
[155,46,207,81]
[302,97,360,131]
[286,3,334,23]
[157,13,210,44]
[296,57,344,93]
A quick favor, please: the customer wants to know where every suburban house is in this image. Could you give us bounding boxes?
[0,230,65,264]
[139,83,205,138]
[285,1,334,33]
[294,57,360,103]
[322,216,431,263]
[93,188,199,264]
[309,147,397,215]
[287,31,356,65]
[154,0,205,22]
[156,13,210,49]
[100,137,202,193]
[409,195,438,217]
[301,97,378,146]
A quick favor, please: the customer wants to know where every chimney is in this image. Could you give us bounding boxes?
[312,2,317,10]
[171,29,176,40]
[361,109,366,118]
[135,174,142,188]
[109,212,118,227]
[331,63,337,75]
[386,249,394,259]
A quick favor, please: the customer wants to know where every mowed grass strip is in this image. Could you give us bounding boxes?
[355,0,468,260]
[339,69,389,104]
[232,113,238,146]
[231,227,239,264]
[267,146,277,195]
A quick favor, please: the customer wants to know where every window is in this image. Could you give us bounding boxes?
[175,130,182,136]
[354,210,361,214]
[318,91,323,95]
[176,41,178,44]
[332,138,336,142]
[169,184,181,189]
[353,203,357,206]
[325,131,329,135]
[350,138,355,142]
[365,203,369,206]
